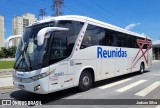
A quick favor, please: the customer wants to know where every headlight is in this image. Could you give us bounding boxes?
[30,71,50,81]
[30,76,38,81]
[13,71,50,83]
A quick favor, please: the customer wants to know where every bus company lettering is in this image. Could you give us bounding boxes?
[97,47,127,58]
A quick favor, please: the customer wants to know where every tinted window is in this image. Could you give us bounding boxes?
[126,35,133,48]
[58,21,84,54]
[102,30,127,47]
[116,32,127,47]
[81,24,148,49]
[132,36,139,48]
[50,31,68,64]
[49,21,84,64]
[80,24,105,49]
[101,29,114,46]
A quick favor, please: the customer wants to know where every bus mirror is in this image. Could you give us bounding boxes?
[37,27,69,46]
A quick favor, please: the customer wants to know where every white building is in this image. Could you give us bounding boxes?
[0,16,5,49]
[12,13,37,35]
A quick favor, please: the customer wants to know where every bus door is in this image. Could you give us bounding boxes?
[48,37,71,91]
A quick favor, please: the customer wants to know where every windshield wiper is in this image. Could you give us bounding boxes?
[14,51,23,69]
[14,42,31,71]
[23,48,31,71]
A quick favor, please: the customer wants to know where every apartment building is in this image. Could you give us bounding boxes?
[0,16,4,50]
[12,13,37,35]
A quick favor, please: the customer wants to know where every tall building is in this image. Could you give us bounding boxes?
[0,16,5,49]
[12,13,37,35]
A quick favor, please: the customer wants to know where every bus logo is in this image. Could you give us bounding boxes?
[132,38,152,68]
[97,47,127,58]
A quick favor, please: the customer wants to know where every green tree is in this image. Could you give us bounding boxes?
[0,46,17,58]
[0,50,5,58]
[1,47,8,58]
[7,46,17,58]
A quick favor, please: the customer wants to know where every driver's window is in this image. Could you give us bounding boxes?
[50,38,67,59]
[49,20,84,65]
[49,36,67,65]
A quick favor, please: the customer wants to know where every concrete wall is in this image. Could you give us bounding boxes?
[0,58,15,61]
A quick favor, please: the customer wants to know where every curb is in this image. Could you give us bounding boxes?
[0,69,13,73]
[0,75,12,78]
[0,86,15,90]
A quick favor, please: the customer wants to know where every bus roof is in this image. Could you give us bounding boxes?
[32,15,151,39]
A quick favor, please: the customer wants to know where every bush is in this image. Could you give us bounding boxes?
[0,50,5,58]
[0,46,17,58]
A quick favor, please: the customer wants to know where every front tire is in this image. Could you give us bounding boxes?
[78,70,92,91]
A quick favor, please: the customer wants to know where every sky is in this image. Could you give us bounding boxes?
[0,0,160,41]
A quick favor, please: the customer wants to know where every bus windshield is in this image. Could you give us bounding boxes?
[14,21,84,72]
[14,23,54,72]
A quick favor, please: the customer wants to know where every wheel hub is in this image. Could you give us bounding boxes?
[83,76,89,86]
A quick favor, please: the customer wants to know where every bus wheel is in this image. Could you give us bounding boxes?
[78,70,92,91]
[139,63,144,74]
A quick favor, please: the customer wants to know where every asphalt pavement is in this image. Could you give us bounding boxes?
[0,62,160,108]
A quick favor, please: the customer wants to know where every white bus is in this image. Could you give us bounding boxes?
[13,15,152,94]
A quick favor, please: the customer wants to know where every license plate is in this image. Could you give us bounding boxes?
[18,84,24,89]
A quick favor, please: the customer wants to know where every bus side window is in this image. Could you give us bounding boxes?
[81,34,92,49]
[132,36,138,48]
[111,33,118,47]
[58,20,84,52]
[100,29,112,46]
[49,36,68,65]
[116,33,124,47]
[126,35,132,48]
[80,24,105,49]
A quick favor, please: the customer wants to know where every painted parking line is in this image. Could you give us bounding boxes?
[98,78,132,89]
[116,80,147,92]
[155,105,160,108]
[135,81,160,97]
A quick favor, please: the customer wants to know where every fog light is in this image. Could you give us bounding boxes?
[34,85,40,91]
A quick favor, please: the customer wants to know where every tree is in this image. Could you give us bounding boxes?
[7,46,17,58]
[0,50,5,58]
[1,47,8,58]
[0,46,17,58]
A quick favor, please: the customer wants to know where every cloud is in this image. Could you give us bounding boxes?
[141,33,147,36]
[125,23,141,30]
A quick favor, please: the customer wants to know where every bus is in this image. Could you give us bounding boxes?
[12,15,152,94]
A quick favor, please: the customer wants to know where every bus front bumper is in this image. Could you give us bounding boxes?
[13,76,49,94]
